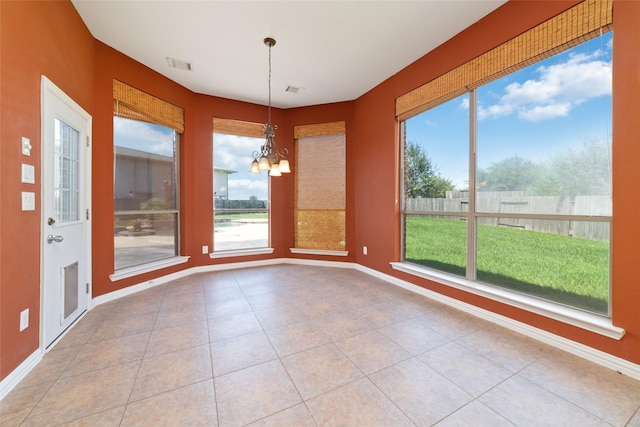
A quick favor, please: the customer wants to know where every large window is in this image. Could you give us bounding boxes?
[401,31,612,315]
[213,118,269,252]
[114,118,179,270]
[113,80,183,272]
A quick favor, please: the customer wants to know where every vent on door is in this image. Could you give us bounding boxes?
[62,262,79,321]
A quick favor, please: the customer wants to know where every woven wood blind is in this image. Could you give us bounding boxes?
[294,123,346,251]
[293,121,346,139]
[396,0,613,120]
[113,79,184,133]
[213,117,265,139]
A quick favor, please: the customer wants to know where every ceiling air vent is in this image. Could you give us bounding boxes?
[285,85,304,94]
[166,57,193,71]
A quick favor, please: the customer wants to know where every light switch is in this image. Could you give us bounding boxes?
[21,164,35,184]
[20,309,29,331]
[21,192,35,211]
[21,137,32,156]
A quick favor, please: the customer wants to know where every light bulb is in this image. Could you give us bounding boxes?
[279,159,290,173]
[258,155,270,170]
[249,160,260,173]
[269,163,281,176]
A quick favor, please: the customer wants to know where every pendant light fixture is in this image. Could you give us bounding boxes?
[249,37,290,176]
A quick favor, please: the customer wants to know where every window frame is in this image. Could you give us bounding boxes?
[210,118,274,258]
[110,80,188,281]
[111,118,186,279]
[395,37,619,338]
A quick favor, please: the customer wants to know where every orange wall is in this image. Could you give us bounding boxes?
[2,0,640,381]
[0,1,95,380]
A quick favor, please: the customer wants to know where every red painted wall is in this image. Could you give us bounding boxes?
[2,0,640,382]
[1,0,95,379]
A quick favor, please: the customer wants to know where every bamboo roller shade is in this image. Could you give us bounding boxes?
[295,210,346,251]
[213,118,265,139]
[113,80,184,133]
[294,123,346,250]
[396,0,613,120]
[296,134,346,210]
[294,121,345,139]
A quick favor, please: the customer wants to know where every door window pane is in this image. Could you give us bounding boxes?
[54,119,80,223]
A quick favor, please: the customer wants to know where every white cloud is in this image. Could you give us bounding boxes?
[228,177,268,200]
[478,49,611,122]
[114,118,175,156]
[214,133,263,170]
[459,97,470,111]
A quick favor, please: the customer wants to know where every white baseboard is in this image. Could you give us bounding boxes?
[355,264,640,381]
[0,349,43,400]
[4,258,639,401]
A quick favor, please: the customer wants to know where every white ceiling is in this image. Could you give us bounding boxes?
[71,0,506,109]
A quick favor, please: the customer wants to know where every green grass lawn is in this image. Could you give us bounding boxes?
[214,212,268,220]
[404,216,609,314]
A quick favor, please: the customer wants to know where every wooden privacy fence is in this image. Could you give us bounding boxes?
[406,192,610,241]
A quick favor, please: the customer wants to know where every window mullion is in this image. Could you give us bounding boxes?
[467,89,477,282]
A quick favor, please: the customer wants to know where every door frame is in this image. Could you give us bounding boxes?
[40,76,93,351]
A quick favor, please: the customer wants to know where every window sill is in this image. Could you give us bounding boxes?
[110,256,190,282]
[209,248,275,259]
[289,248,349,257]
[390,262,625,340]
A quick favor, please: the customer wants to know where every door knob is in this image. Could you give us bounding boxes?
[47,234,64,244]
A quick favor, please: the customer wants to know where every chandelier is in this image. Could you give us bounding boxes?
[249,37,290,176]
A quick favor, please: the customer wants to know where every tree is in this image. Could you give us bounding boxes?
[405,142,454,198]
[477,140,611,196]
[249,195,258,201]
[529,139,611,196]
[477,156,539,191]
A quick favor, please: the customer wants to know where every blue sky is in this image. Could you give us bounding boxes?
[406,32,613,190]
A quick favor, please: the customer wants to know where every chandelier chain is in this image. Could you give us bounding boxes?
[249,37,290,176]
[267,40,272,125]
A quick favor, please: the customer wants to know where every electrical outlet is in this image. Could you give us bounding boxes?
[363,246,368,255]
[202,245,209,254]
[20,309,29,331]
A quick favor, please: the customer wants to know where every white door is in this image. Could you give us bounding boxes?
[41,77,92,349]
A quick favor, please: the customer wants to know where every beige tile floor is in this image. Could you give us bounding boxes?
[2,265,640,426]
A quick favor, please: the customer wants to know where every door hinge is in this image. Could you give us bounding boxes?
[86,209,90,220]
[86,136,90,147]
[86,283,90,294]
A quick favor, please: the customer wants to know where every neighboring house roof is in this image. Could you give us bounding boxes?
[115,145,173,163]
[214,167,237,175]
